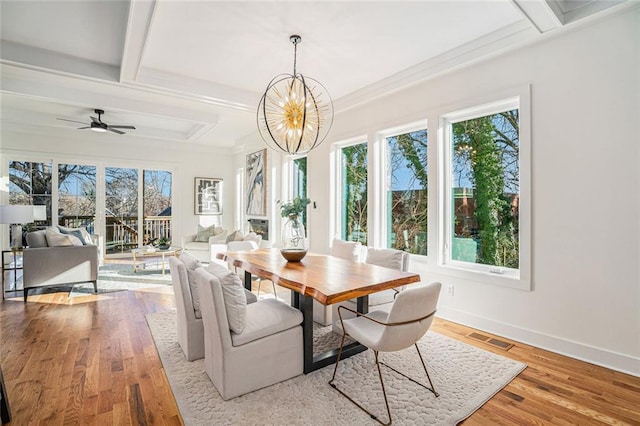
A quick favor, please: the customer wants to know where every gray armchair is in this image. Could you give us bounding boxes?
[23,230,98,302]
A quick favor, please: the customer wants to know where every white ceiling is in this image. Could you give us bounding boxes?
[0,0,631,148]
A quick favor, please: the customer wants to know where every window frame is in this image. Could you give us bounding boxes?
[437,86,531,290]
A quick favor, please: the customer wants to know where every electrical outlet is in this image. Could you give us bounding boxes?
[447,284,455,296]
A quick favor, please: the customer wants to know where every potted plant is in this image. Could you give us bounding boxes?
[155,236,171,250]
[279,197,310,262]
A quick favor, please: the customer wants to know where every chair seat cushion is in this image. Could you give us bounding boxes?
[231,299,303,346]
[340,309,390,348]
[183,241,209,251]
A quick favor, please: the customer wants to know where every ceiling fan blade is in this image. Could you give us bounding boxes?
[57,118,89,125]
[107,128,125,135]
[77,126,91,129]
[107,125,136,129]
[90,116,100,123]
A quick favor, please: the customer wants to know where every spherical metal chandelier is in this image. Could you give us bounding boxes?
[257,35,334,156]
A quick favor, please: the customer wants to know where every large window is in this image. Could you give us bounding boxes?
[9,161,52,222]
[341,142,368,244]
[292,157,307,228]
[105,167,139,254]
[143,170,172,245]
[445,99,520,273]
[385,128,428,255]
[58,163,96,233]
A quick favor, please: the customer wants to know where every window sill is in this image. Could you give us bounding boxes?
[432,263,531,291]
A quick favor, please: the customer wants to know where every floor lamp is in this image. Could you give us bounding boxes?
[0,205,35,249]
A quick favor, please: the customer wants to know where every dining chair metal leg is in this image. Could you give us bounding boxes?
[257,279,278,300]
[329,333,393,425]
[329,335,439,424]
[379,343,439,398]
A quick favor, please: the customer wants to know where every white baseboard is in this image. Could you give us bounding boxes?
[437,306,640,377]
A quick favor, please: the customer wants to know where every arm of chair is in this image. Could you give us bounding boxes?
[208,230,228,245]
[181,234,197,247]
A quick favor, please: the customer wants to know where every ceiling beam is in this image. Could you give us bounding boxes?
[511,0,564,33]
[120,0,157,83]
[0,63,219,124]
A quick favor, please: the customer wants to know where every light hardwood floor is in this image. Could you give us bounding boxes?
[1,283,639,425]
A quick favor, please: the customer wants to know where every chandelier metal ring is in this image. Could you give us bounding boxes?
[257,35,334,156]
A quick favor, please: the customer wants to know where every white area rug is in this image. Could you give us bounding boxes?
[147,311,526,425]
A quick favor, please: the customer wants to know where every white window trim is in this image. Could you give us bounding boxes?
[436,85,531,290]
[376,119,429,255]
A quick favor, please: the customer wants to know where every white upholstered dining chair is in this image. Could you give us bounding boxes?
[331,246,410,334]
[169,254,257,361]
[329,281,442,425]
[226,240,278,299]
[195,267,303,400]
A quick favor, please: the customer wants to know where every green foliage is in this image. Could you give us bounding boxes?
[280,196,310,218]
[155,236,170,246]
[342,143,368,243]
[389,131,428,254]
[452,110,519,268]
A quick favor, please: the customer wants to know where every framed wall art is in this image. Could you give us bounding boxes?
[246,149,266,216]
[195,177,223,215]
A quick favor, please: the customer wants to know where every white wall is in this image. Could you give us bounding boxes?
[0,129,237,247]
[307,8,640,375]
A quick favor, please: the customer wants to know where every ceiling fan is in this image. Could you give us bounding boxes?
[57,109,136,135]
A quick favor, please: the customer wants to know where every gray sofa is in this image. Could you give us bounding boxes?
[23,230,98,302]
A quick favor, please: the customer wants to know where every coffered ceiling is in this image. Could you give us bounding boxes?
[0,0,630,148]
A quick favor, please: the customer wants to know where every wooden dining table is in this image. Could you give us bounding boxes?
[217,248,421,373]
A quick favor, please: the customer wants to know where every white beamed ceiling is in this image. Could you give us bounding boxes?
[0,0,631,148]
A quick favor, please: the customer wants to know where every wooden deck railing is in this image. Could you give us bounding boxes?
[59,215,172,253]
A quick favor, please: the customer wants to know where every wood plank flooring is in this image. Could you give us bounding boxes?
[1,283,639,425]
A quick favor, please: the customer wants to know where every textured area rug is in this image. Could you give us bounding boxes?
[147,311,526,425]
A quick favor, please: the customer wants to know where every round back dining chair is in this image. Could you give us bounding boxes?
[329,281,442,425]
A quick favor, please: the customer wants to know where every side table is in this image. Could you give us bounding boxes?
[2,248,23,299]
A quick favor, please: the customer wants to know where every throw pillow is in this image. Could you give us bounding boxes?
[206,262,231,277]
[45,227,83,247]
[195,224,217,242]
[57,225,93,245]
[365,247,405,271]
[180,252,204,314]
[208,266,247,334]
[225,229,244,244]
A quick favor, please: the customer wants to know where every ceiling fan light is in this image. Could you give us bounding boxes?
[91,126,107,133]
